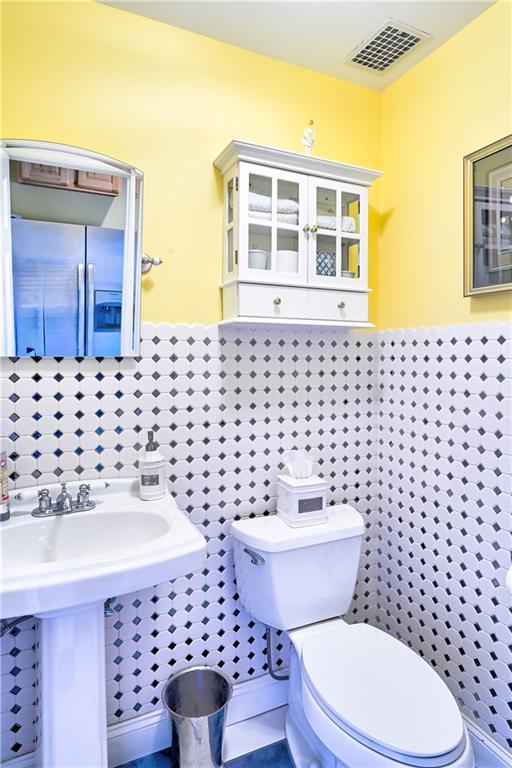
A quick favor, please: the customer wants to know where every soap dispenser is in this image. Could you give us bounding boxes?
[138,431,166,500]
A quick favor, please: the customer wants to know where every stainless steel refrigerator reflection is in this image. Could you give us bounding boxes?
[11,219,124,357]
[85,226,124,356]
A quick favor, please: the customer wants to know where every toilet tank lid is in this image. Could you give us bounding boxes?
[230,505,364,552]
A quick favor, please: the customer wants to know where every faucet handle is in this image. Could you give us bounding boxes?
[37,488,51,511]
[77,484,91,505]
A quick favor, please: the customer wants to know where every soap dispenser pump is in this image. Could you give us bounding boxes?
[139,430,166,500]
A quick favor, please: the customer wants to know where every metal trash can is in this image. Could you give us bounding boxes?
[162,665,233,768]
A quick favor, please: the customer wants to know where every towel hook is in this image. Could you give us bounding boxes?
[141,253,163,274]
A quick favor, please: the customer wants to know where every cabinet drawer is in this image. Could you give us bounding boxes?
[308,289,367,322]
[238,283,307,319]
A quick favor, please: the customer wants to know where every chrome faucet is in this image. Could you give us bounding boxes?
[31,483,96,518]
[56,483,73,512]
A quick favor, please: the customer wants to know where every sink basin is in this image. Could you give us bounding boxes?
[3,508,168,567]
[0,478,207,768]
[1,478,206,617]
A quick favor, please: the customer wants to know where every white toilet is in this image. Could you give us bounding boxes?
[231,504,475,768]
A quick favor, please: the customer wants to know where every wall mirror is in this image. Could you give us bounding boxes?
[0,140,143,357]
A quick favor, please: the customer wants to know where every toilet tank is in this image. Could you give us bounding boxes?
[231,504,364,631]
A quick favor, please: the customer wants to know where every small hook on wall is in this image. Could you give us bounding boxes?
[141,253,163,274]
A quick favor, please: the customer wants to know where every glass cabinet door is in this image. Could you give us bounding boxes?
[223,172,237,280]
[238,163,308,283]
[308,179,367,288]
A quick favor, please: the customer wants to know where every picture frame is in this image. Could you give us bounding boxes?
[464,134,512,296]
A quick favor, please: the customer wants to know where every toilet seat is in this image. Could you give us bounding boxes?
[301,622,466,766]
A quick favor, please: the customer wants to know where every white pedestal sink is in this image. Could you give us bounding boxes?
[1,479,207,768]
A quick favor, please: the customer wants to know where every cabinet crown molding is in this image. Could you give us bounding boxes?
[214,140,382,187]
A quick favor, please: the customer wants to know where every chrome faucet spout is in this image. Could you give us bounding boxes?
[56,483,73,512]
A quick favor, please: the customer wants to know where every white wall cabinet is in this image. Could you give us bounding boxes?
[214,141,381,327]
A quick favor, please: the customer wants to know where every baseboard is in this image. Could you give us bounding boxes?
[223,706,287,762]
[464,716,512,768]
[4,682,511,768]
[2,674,289,768]
[108,672,289,767]
[2,755,34,768]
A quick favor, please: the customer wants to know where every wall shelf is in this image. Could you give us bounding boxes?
[218,317,374,329]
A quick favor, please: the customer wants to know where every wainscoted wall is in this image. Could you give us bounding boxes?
[0,320,510,761]
[0,324,380,762]
[374,321,512,752]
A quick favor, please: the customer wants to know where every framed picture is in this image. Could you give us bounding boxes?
[464,134,512,296]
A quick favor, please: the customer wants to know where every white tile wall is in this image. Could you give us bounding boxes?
[373,320,512,753]
[0,323,380,761]
[0,320,510,760]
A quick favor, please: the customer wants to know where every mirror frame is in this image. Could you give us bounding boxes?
[463,133,512,297]
[0,139,143,357]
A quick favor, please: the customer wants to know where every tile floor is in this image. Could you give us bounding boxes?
[117,740,294,767]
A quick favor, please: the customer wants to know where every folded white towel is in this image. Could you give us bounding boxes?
[341,216,356,233]
[277,198,299,214]
[317,215,336,230]
[249,191,300,214]
[249,191,271,212]
[316,215,356,232]
[277,212,299,224]
[250,210,271,221]
[249,210,299,225]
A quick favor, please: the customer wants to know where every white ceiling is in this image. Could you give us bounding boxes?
[101,0,494,90]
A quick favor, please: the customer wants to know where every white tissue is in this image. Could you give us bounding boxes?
[284,449,313,479]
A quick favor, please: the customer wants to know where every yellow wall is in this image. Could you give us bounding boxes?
[1,1,511,329]
[379,1,512,328]
[0,0,381,325]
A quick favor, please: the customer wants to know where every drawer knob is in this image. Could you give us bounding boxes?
[273,297,282,306]
[303,224,310,233]
[337,300,346,310]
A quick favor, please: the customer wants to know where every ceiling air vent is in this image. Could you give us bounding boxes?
[346,20,430,73]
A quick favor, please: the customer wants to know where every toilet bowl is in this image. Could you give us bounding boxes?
[231,505,475,768]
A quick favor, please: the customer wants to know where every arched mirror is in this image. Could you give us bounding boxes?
[0,140,143,357]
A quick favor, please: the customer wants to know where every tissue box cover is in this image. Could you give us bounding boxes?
[277,474,327,528]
